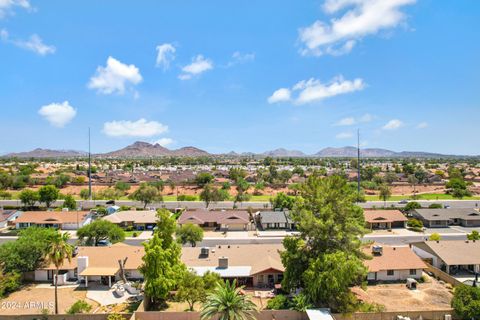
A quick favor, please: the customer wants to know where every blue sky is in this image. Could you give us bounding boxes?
[0,0,479,155]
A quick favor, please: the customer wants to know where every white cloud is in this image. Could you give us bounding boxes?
[336,132,353,139]
[38,101,77,127]
[269,76,365,105]
[334,113,374,126]
[103,119,168,137]
[267,88,291,104]
[88,56,142,95]
[0,29,55,55]
[178,55,213,80]
[299,0,416,56]
[155,43,176,70]
[417,121,428,129]
[0,0,31,19]
[153,137,174,147]
[382,119,403,130]
[226,51,255,67]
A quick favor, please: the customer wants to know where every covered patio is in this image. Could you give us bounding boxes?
[80,267,119,288]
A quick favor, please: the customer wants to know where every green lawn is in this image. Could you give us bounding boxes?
[365,193,480,201]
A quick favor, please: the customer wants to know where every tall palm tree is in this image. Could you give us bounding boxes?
[46,231,74,314]
[200,280,257,320]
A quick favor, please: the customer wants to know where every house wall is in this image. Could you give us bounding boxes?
[368,269,422,281]
[411,246,441,268]
[253,271,283,287]
[220,223,247,231]
[462,219,480,227]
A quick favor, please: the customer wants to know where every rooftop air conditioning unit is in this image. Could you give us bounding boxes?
[200,247,209,257]
[372,245,383,255]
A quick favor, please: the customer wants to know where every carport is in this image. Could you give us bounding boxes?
[80,267,119,288]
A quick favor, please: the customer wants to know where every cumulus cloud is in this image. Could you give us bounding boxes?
[269,75,365,105]
[336,132,353,139]
[88,56,142,95]
[417,121,428,129]
[103,119,168,137]
[0,0,31,19]
[0,29,55,55]
[299,0,416,56]
[226,51,255,67]
[267,88,291,104]
[38,101,77,127]
[153,137,174,147]
[178,55,213,80]
[334,113,374,126]
[382,119,403,130]
[155,43,176,70]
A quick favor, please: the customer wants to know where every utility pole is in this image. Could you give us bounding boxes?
[88,127,92,200]
[357,129,361,197]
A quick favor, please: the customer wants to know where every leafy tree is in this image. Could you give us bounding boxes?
[115,181,131,192]
[66,300,92,314]
[195,172,214,188]
[270,192,295,210]
[202,271,222,292]
[19,189,39,208]
[384,172,398,184]
[200,183,229,208]
[404,201,422,212]
[280,175,366,312]
[79,189,90,200]
[429,233,441,241]
[266,294,289,310]
[234,178,251,207]
[63,194,77,210]
[0,268,21,298]
[446,177,471,199]
[54,174,70,188]
[0,190,12,200]
[176,223,204,247]
[201,280,257,320]
[408,175,419,197]
[129,183,162,208]
[76,220,125,246]
[451,285,480,320]
[46,231,73,314]
[428,203,443,209]
[141,210,186,310]
[407,218,423,230]
[467,230,480,241]
[0,227,57,273]
[176,270,206,311]
[228,168,247,182]
[39,185,59,208]
[378,184,392,207]
[98,187,123,200]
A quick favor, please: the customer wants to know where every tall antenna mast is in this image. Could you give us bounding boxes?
[88,127,92,200]
[357,128,361,197]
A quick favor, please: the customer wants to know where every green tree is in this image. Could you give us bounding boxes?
[234,178,251,207]
[114,181,131,193]
[79,189,90,200]
[129,183,162,208]
[46,231,73,314]
[76,220,125,246]
[54,174,70,188]
[200,183,229,208]
[404,201,422,212]
[176,270,206,311]
[429,233,441,241]
[195,172,214,188]
[446,177,472,199]
[467,230,480,241]
[141,210,186,310]
[38,185,59,208]
[270,192,295,210]
[451,285,480,320]
[176,223,204,247]
[201,280,257,320]
[0,268,21,298]
[0,190,12,200]
[19,189,39,208]
[408,175,419,198]
[63,194,77,210]
[378,184,392,207]
[228,168,247,182]
[280,175,366,312]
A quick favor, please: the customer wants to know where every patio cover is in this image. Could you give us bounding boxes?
[80,267,119,276]
[306,309,335,320]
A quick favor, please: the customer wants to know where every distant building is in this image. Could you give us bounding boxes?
[364,210,408,230]
[257,211,296,230]
[0,210,22,229]
[106,205,120,215]
[412,208,480,228]
[15,211,92,230]
[102,210,157,230]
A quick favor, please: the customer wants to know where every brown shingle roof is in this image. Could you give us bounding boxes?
[102,210,157,224]
[363,245,426,273]
[15,211,89,225]
[364,210,408,224]
[178,210,250,225]
[412,240,480,265]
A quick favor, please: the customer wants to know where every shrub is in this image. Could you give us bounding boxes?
[132,232,138,238]
[404,201,422,212]
[0,271,21,298]
[428,203,443,209]
[177,194,197,201]
[107,314,125,320]
[451,285,480,319]
[125,226,134,232]
[66,300,92,314]
[357,302,385,312]
[266,294,289,310]
[407,218,423,230]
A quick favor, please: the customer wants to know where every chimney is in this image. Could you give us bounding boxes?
[218,257,228,269]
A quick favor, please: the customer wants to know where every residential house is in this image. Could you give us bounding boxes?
[412,208,480,228]
[257,211,296,230]
[34,244,144,287]
[0,210,22,229]
[181,244,284,288]
[15,211,92,230]
[364,210,408,230]
[178,210,251,231]
[411,240,480,275]
[363,244,426,282]
[106,205,120,215]
[102,210,157,230]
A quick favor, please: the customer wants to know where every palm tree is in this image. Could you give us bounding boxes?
[378,184,392,208]
[46,231,74,314]
[200,280,257,320]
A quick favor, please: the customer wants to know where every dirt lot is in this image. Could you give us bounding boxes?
[353,276,453,311]
[0,284,98,315]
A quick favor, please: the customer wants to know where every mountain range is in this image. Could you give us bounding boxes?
[2,143,472,159]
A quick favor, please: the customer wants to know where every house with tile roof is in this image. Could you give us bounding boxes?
[364,209,408,230]
[178,210,252,231]
[15,211,92,230]
[412,208,480,227]
[102,210,157,230]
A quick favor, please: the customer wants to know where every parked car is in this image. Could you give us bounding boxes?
[398,199,409,204]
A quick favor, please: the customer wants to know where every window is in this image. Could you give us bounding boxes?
[387,270,394,276]
[409,269,417,275]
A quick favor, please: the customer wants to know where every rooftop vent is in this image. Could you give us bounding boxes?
[200,247,209,257]
[372,245,383,255]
